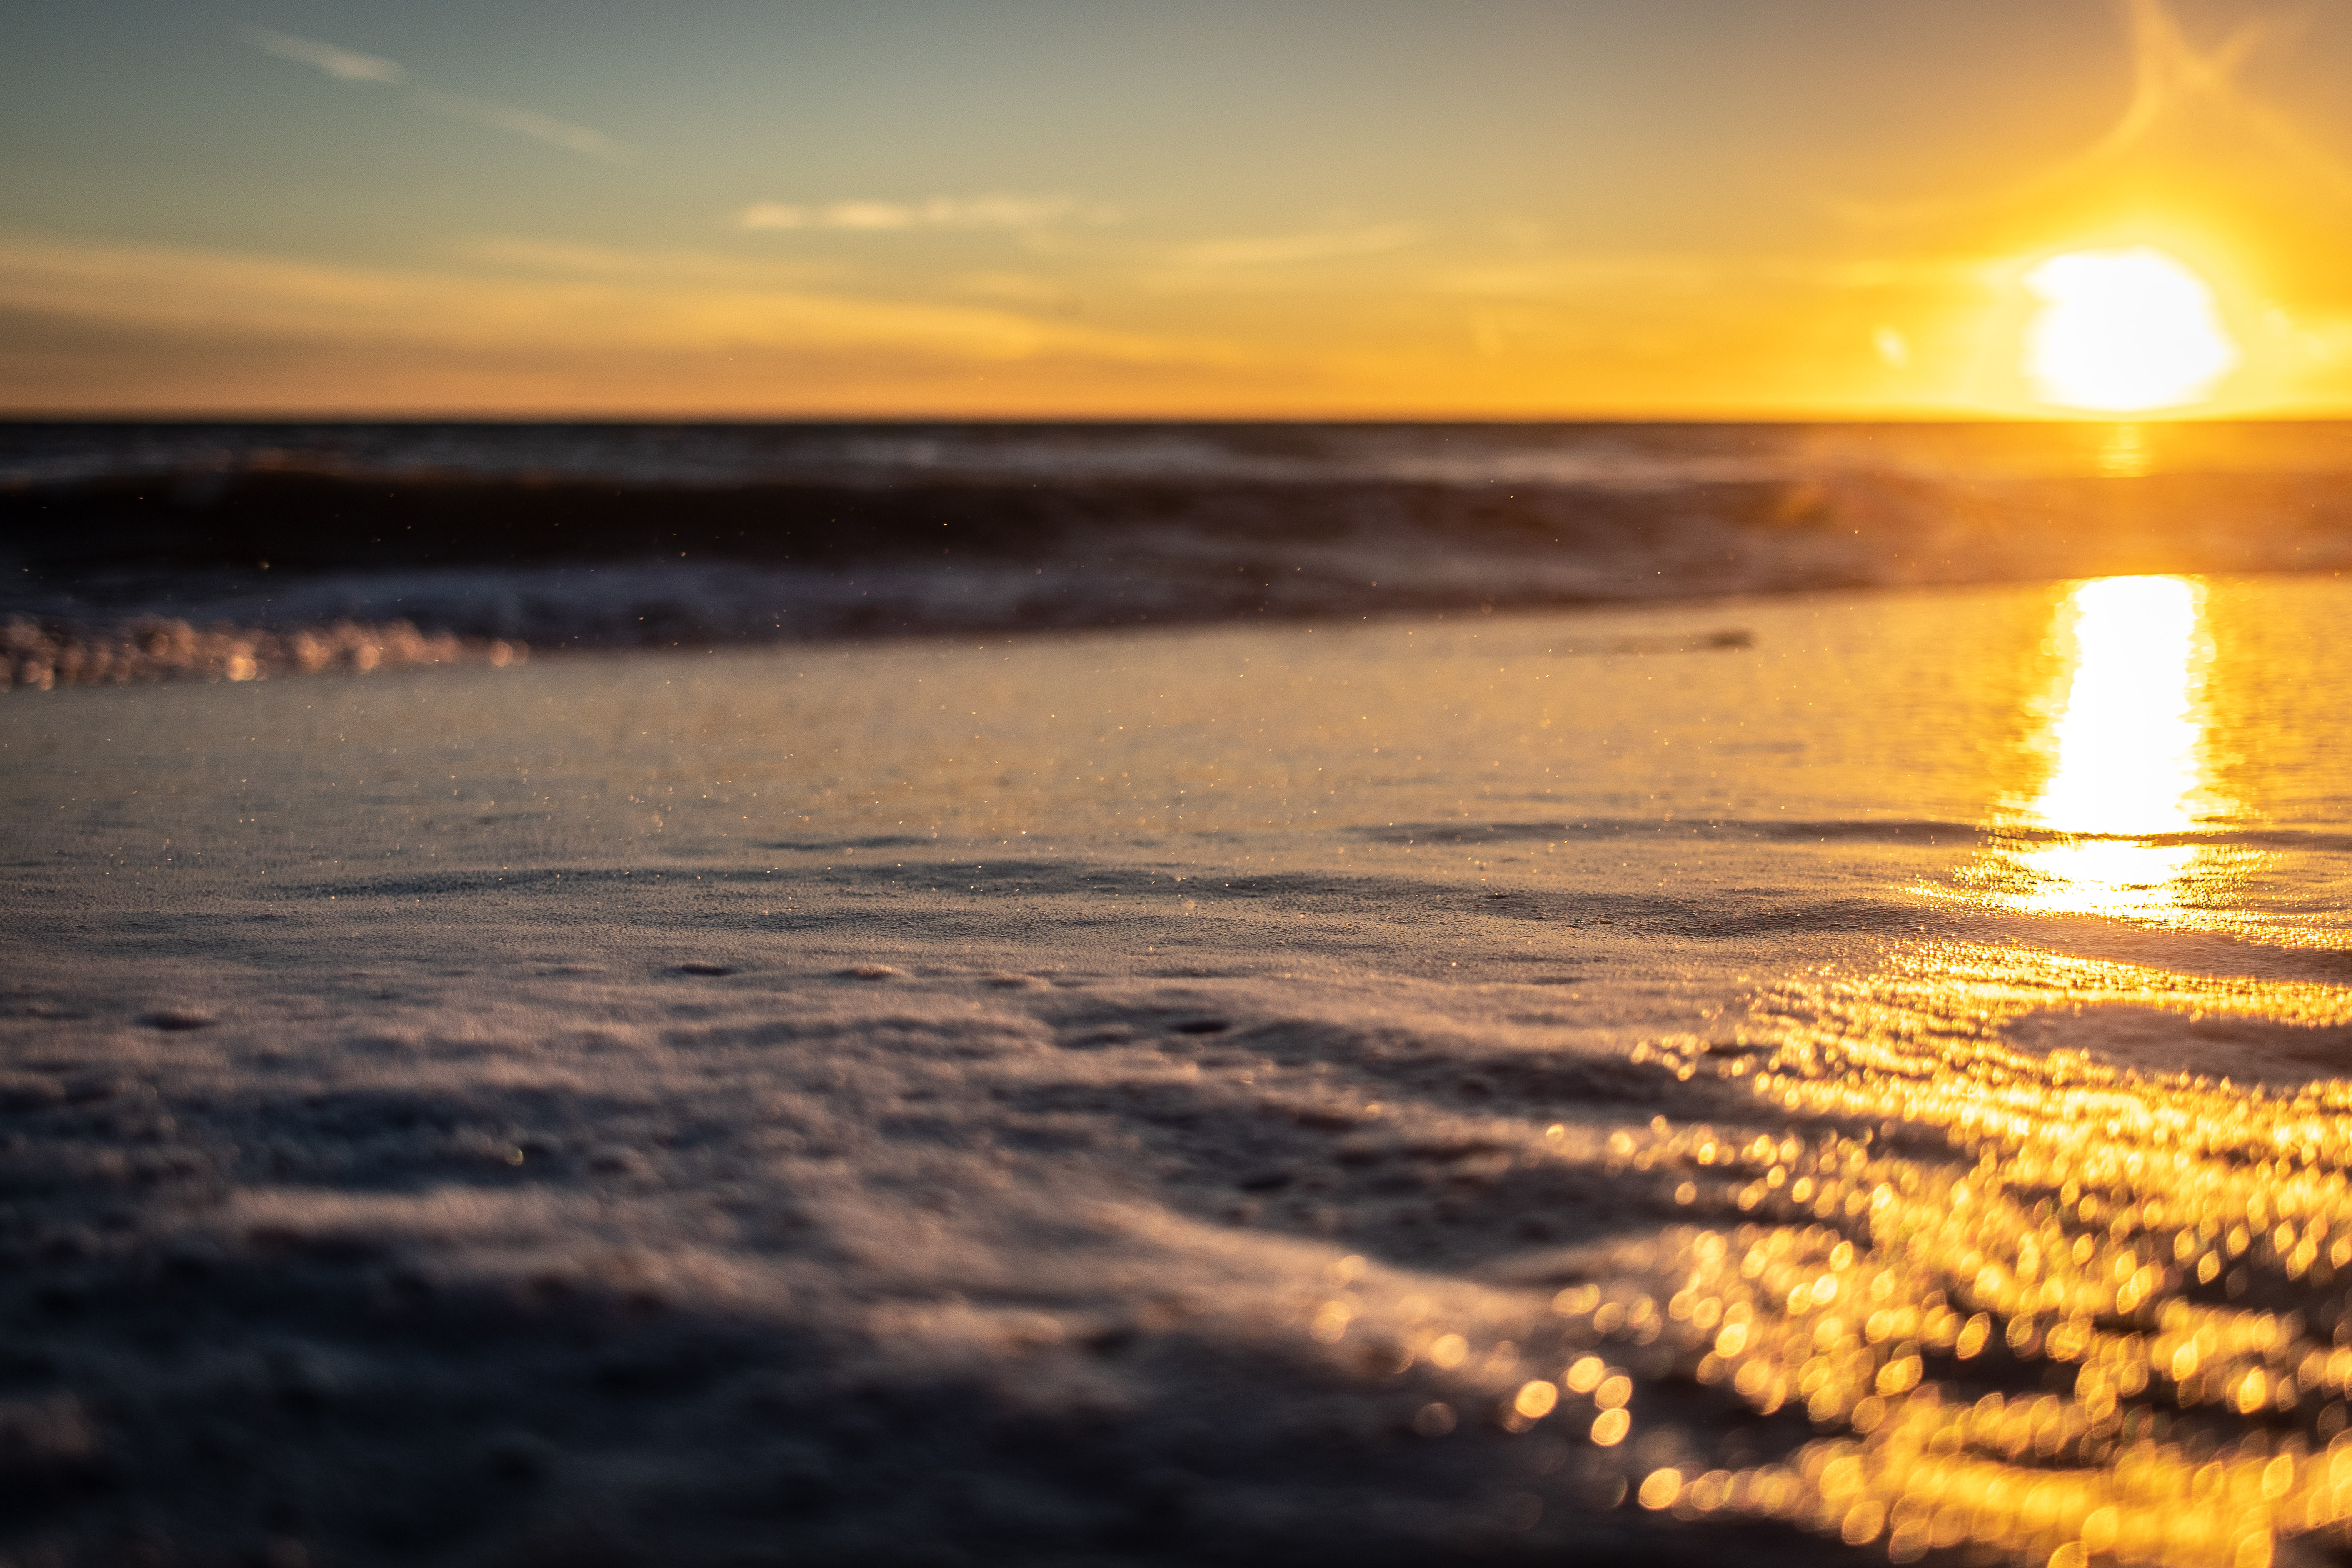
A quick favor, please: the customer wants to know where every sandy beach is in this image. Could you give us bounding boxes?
[7,574,2352,1565]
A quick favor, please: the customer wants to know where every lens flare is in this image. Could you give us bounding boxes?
[2023,248,2239,413]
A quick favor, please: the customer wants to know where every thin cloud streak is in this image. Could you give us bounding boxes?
[1167,225,1417,268]
[739,196,1111,232]
[1436,252,1997,297]
[1128,225,1422,293]
[245,27,404,84]
[0,230,1227,368]
[411,90,634,163]
[459,237,845,286]
[243,26,633,163]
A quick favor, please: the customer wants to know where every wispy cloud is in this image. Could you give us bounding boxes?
[1165,225,1416,268]
[459,237,844,286]
[1128,224,1421,292]
[0,230,1216,367]
[243,26,634,163]
[247,27,404,84]
[1436,252,1993,298]
[738,195,1112,233]
[410,90,633,162]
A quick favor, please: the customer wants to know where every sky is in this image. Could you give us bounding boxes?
[6,0,2352,418]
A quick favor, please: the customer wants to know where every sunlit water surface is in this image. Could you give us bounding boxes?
[10,572,2352,1566]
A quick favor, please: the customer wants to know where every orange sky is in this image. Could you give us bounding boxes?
[5,0,2352,417]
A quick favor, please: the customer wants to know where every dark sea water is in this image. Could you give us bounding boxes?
[6,421,2352,657]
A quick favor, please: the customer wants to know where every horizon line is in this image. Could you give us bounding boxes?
[7,407,2352,426]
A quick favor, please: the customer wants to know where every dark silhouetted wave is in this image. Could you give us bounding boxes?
[9,420,2352,648]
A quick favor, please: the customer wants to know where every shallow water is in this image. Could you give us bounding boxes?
[8,571,2352,1566]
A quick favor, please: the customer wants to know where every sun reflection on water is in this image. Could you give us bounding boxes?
[1298,576,2352,1566]
[2030,576,2205,839]
[2097,426,2151,479]
[1321,947,2352,1568]
[1977,575,2232,925]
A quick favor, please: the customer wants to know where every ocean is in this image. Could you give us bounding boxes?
[8,419,2352,666]
[5,422,2352,1566]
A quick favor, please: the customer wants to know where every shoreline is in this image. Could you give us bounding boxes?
[4,558,2343,694]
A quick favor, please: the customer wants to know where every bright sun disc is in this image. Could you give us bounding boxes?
[2022,247,2238,413]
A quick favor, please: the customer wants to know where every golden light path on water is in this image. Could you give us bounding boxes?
[2002,575,2215,923]
[1304,575,2352,1568]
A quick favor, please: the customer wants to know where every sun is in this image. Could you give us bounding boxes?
[2022,247,2240,413]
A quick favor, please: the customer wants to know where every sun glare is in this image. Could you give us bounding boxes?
[1979,574,2245,925]
[2031,574,2204,840]
[2022,247,2239,413]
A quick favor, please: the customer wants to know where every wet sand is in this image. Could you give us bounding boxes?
[7,576,2352,1566]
